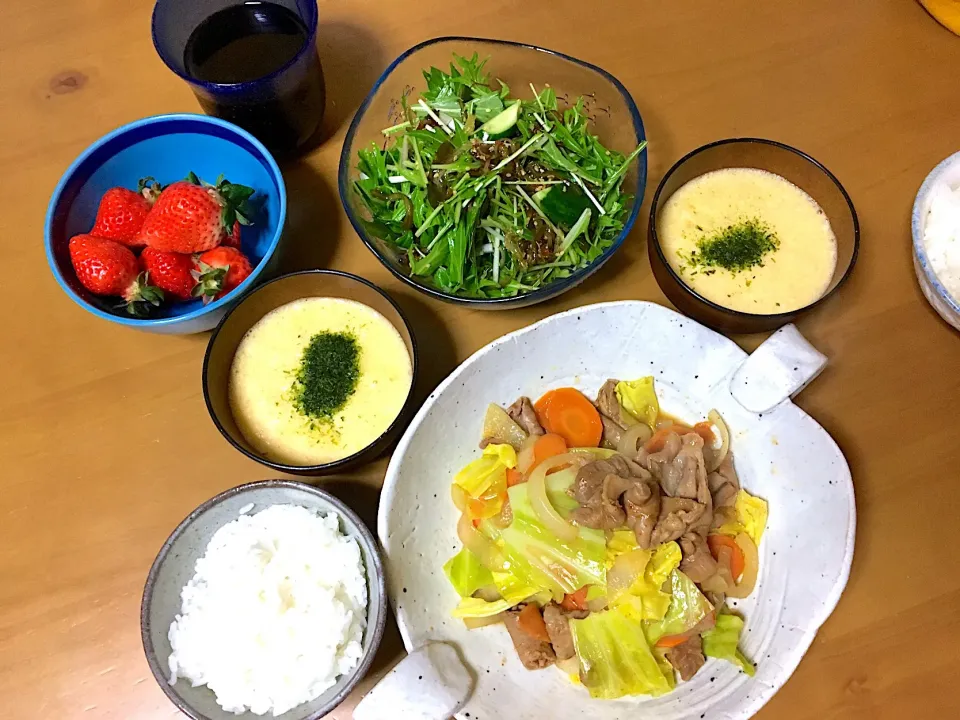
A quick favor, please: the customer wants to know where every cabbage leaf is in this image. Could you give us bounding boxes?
[453,444,516,498]
[702,611,756,676]
[643,570,713,644]
[570,607,675,698]
[443,548,494,598]
[501,482,606,599]
[450,569,538,618]
[716,489,769,545]
[615,377,659,429]
[612,542,682,622]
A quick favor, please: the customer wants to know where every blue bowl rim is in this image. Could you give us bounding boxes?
[648,137,861,320]
[911,149,960,319]
[337,35,647,306]
[150,0,319,96]
[44,112,287,329]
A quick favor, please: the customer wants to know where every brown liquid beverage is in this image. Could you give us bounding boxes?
[183,1,325,157]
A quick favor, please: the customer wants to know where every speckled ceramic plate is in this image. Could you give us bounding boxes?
[378,301,855,720]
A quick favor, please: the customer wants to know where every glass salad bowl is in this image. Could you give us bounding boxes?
[338,36,647,309]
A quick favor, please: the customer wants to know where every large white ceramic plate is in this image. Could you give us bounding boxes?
[378,301,855,720]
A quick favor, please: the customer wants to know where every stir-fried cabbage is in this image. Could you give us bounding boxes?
[643,571,713,644]
[716,489,769,545]
[453,444,516,498]
[610,542,681,622]
[615,377,659,429]
[702,611,756,676]
[570,607,675,698]
[451,570,538,618]
[443,548,494,598]
[500,481,606,600]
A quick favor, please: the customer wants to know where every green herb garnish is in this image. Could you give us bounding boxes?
[353,53,647,299]
[290,332,361,421]
[681,218,780,275]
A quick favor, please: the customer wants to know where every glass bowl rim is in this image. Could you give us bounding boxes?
[337,35,647,306]
[647,137,860,321]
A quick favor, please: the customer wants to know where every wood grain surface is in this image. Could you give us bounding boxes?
[1,1,959,718]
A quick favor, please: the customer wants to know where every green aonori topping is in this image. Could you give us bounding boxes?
[290,332,361,421]
[680,218,780,276]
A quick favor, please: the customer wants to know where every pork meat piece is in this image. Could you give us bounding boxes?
[595,379,628,428]
[622,476,661,548]
[651,496,707,545]
[678,531,719,583]
[569,456,658,543]
[503,608,556,670]
[708,453,741,509]
[665,634,706,681]
[507,397,544,437]
[542,603,578,661]
[646,432,706,499]
[600,414,624,450]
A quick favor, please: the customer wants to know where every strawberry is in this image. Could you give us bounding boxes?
[192,246,253,302]
[140,247,197,301]
[90,178,161,246]
[222,220,242,249]
[68,234,164,316]
[136,172,255,253]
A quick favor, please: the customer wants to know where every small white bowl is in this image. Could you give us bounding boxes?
[141,480,387,720]
[912,150,960,331]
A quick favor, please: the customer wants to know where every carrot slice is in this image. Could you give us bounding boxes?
[692,421,715,443]
[533,433,568,468]
[516,603,550,642]
[506,468,525,487]
[534,388,602,448]
[655,634,690,649]
[560,586,588,611]
[707,534,746,580]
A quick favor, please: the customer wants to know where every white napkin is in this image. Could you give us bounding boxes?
[353,643,473,720]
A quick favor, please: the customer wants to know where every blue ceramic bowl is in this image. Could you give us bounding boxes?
[338,37,646,309]
[45,113,287,334]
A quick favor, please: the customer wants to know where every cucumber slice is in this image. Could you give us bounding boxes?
[480,102,520,139]
[539,185,592,227]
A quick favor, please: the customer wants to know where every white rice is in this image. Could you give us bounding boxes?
[167,504,368,716]
[924,179,960,303]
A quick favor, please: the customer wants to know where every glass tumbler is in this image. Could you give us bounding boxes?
[152,0,326,158]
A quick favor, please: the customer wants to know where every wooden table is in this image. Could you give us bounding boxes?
[2,0,959,717]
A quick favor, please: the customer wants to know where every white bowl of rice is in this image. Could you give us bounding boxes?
[913,149,960,331]
[141,480,387,719]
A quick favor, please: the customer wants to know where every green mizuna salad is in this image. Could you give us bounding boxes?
[352,53,646,299]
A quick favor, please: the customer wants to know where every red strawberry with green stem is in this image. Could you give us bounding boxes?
[68,234,164,316]
[140,247,197,301]
[136,172,255,253]
[222,220,242,249]
[192,246,253,302]
[90,178,161,246]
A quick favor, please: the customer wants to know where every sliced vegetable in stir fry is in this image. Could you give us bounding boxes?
[352,53,646,298]
[441,377,770,699]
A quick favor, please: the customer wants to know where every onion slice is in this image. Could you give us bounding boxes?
[457,513,508,571]
[517,434,538,474]
[528,453,583,542]
[706,409,730,472]
[463,613,504,630]
[726,533,759,598]
[617,423,653,456]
